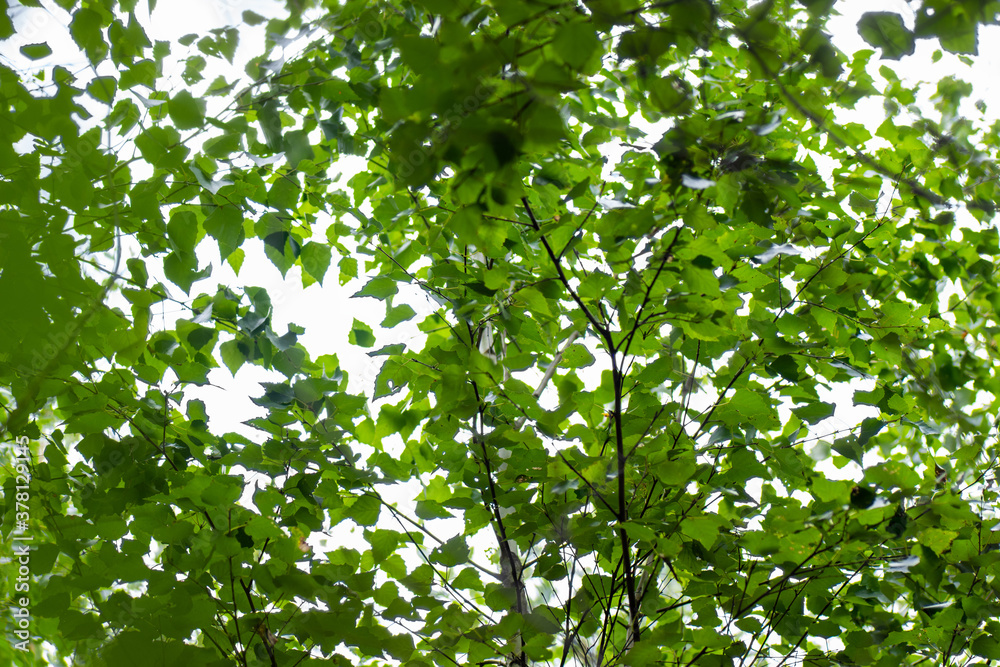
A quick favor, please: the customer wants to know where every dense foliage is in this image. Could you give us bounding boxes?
[4,0,1000,665]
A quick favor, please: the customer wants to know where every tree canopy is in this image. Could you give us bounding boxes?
[4,0,1000,665]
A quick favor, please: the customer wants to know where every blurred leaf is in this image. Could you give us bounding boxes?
[858,12,915,60]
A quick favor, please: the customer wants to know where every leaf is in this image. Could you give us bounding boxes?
[257,98,283,150]
[349,495,381,526]
[203,205,244,261]
[283,129,314,168]
[166,210,199,257]
[353,276,397,301]
[915,4,978,55]
[262,232,301,277]
[349,318,375,348]
[792,401,835,425]
[653,457,696,486]
[219,339,246,375]
[552,22,600,70]
[867,460,921,492]
[168,90,206,130]
[301,242,332,284]
[382,304,416,328]
[721,389,780,431]
[857,12,915,60]
[370,344,405,358]
[810,477,850,503]
[20,43,52,60]
[162,252,211,294]
[682,515,724,550]
[432,535,469,567]
[832,437,864,466]
[849,485,876,509]
[243,10,266,25]
[561,343,595,368]
[268,176,300,210]
[858,418,886,448]
[648,75,692,115]
[921,527,956,555]
[86,76,117,105]
[398,35,441,72]
[973,636,1000,660]
[70,8,108,63]
[0,9,12,39]
[849,191,879,215]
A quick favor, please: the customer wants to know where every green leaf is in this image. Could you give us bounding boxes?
[70,8,109,63]
[972,636,1000,660]
[349,495,382,526]
[202,202,243,257]
[382,304,416,328]
[811,477,851,503]
[339,256,358,285]
[833,437,864,466]
[720,389,780,431]
[262,231,301,277]
[561,343,595,368]
[682,515,724,550]
[349,318,375,348]
[268,175,300,211]
[168,90,206,129]
[283,129,314,168]
[353,276,397,301]
[868,460,921,492]
[648,75,692,115]
[849,191,878,215]
[432,535,470,567]
[163,252,210,294]
[858,418,886,448]
[219,339,246,375]
[552,22,600,70]
[166,210,199,257]
[849,485,876,508]
[20,43,52,60]
[398,35,441,72]
[257,98,283,150]
[653,457,696,486]
[120,59,157,89]
[243,10,266,25]
[301,242,332,284]
[792,401,835,425]
[921,528,957,555]
[857,12,915,60]
[86,76,117,104]
[0,9,13,39]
